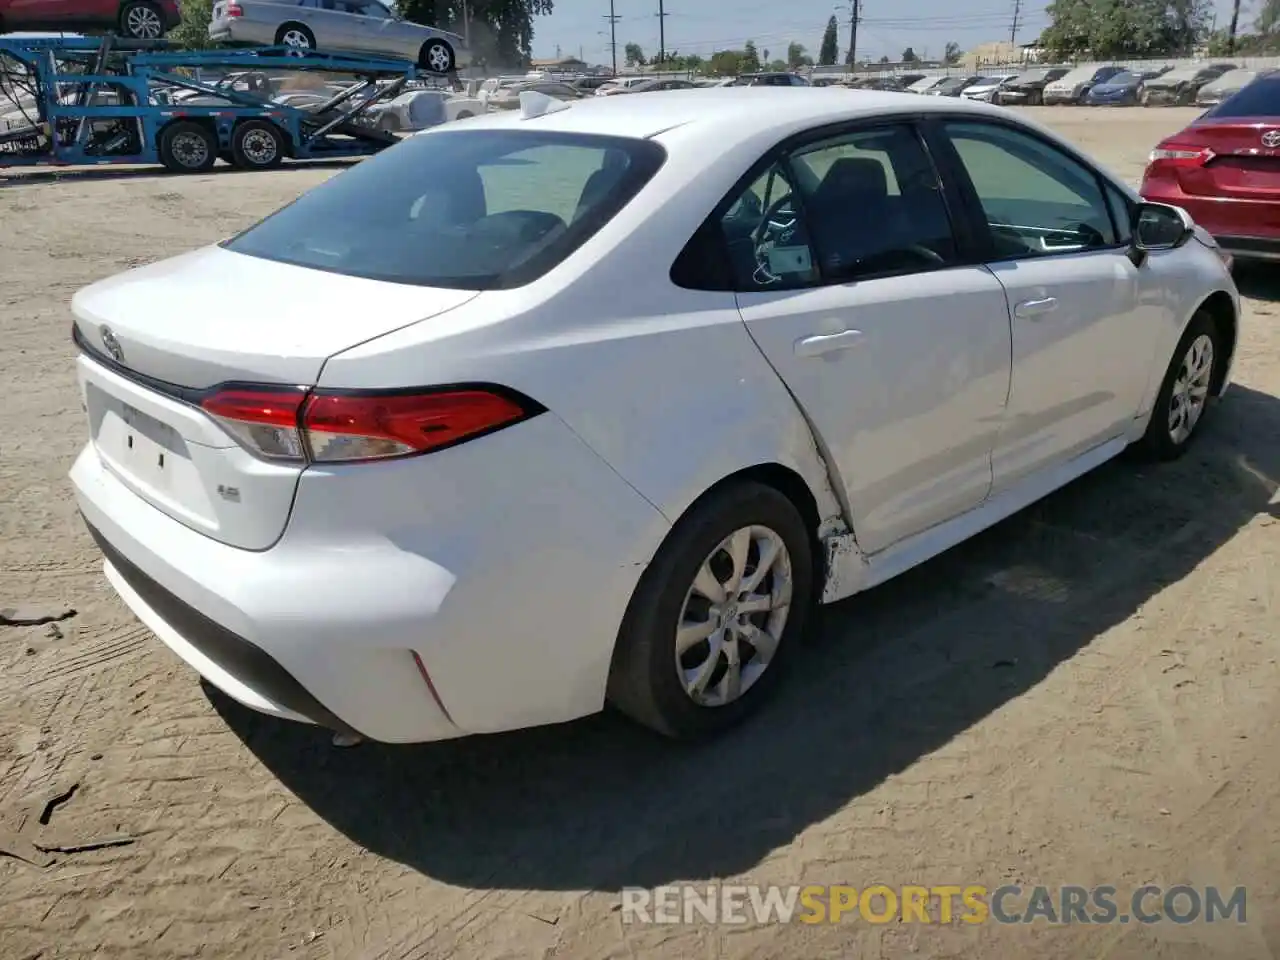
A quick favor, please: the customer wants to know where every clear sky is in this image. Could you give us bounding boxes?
[528,0,1244,65]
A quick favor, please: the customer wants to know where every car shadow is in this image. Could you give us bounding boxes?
[209,383,1280,893]
[1234,264,1280,302]
[0,158,357,188]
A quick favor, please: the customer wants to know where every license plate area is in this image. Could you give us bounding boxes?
[87,383,189,494]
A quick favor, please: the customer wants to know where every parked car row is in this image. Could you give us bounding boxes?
[854,62,1261,108]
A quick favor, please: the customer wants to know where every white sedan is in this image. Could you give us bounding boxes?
[70,88,1239,744]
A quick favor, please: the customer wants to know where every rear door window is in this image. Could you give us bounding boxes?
[223,130,665,289]
[1205,74,1280,117]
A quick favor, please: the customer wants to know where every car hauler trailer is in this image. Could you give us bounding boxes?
[0,36,439,172]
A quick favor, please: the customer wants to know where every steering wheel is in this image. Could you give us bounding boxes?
[752,193,798,247]
[904,243,946,265]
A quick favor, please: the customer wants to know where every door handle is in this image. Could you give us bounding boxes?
[1014,296,1059,319]
[795,329,864,358]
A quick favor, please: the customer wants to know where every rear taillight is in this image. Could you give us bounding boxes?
[200,386,539,464]
[225,3,244,15]
[201,388,308,461]
[1148,141,1213,167]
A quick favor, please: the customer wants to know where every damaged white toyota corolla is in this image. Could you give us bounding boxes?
[71,88,1239,743]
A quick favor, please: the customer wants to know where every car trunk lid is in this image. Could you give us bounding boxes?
[72,245,479,549]
[1178,121,1280,200]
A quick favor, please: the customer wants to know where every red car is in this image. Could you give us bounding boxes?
[0,0,181,40]
[1141,70,1280,264]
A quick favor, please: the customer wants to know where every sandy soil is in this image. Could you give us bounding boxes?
[1,106,1278,960]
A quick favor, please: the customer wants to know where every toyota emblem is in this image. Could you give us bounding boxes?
[100,325,124,364]
[1262,130,1280,148]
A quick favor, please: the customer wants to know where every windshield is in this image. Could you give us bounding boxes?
[1010,70,1047,85]
[1057,66,1100,84]
[223,130,666,290]
[1106,71,1138,85]
[1158,66,1204,83]
[1203,74,1280,117]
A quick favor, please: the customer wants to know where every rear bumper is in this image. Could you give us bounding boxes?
[1140,181,1280,261]
[71,410,668,743]
[1215,235,1280,262]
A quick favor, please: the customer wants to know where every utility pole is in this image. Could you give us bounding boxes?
[460,0,470,50]
[1010,0,1021,47]
[604,0,619,74]
[847,0,859,67]
[657,0,669,66]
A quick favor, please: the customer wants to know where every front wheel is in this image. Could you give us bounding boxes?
[419,38,455,74]
[1133,311,1223,461]
[607,482,815,740]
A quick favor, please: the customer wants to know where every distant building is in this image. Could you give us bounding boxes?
[530,56,590,73]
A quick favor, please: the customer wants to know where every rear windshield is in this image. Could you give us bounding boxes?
[1204,74,1280,117]
[223,130,665,290]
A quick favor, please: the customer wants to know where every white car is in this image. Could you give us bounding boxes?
[70,88,1239,745]
[961,73,1020,102]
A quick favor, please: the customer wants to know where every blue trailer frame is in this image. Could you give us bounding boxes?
[0,36,433,170]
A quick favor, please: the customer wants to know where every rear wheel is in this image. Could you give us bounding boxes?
[419,38,455,74]
[1133,311,1223,461]
[118,0,164,39]
[158,121,217,173]
[607,482,814,740]
[275,23,315,54]
[231,120,285,170]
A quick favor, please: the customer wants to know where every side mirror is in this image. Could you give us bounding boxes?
[1132,201,1194,252]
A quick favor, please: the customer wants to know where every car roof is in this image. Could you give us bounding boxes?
[415,86,1005,144]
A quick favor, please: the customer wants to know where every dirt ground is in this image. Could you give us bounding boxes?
[1,106,1278,960]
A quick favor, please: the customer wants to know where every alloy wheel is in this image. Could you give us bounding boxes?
[675,525,793,707]
[1168,333,1214,445]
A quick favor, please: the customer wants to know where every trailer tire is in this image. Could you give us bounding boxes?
[158,121,217,173]
[231,120,285,170]
[418,39,455,74]
[275,22,316,54]
[119,0,165,39]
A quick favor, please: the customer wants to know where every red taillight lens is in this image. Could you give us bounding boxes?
[201,388,308,461]
[226,3,244,15]
[303,389,531,463]
[200,386,537,464]
[1148,140,1212,168]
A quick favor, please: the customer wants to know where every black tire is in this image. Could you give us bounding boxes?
[418,38,455,74]
[1132,310,1223,461]
[231,120,285,169]
[455,110,474,120]
[157,120,217,173]
[118,0,165,39]
[606,481,815,740]
[274,22,315,54]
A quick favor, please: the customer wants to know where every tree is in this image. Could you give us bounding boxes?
[624,42,645,66]
[399,0,554,67]
[170,0,215,49]
[879,54,890,62]
[743,39,761,72]
[708,50,745,75]
[787,41,812,68]
[901,46,918,61]
[944,40,962,63]
[768,59,788,71]
[1040,0,1211,58]
[1257,0,1280,34]
[819,15,840,64]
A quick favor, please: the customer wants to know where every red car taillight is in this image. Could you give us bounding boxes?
[200,386,540,465]
[1148,139,1213,169]
[225,3,244,15]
